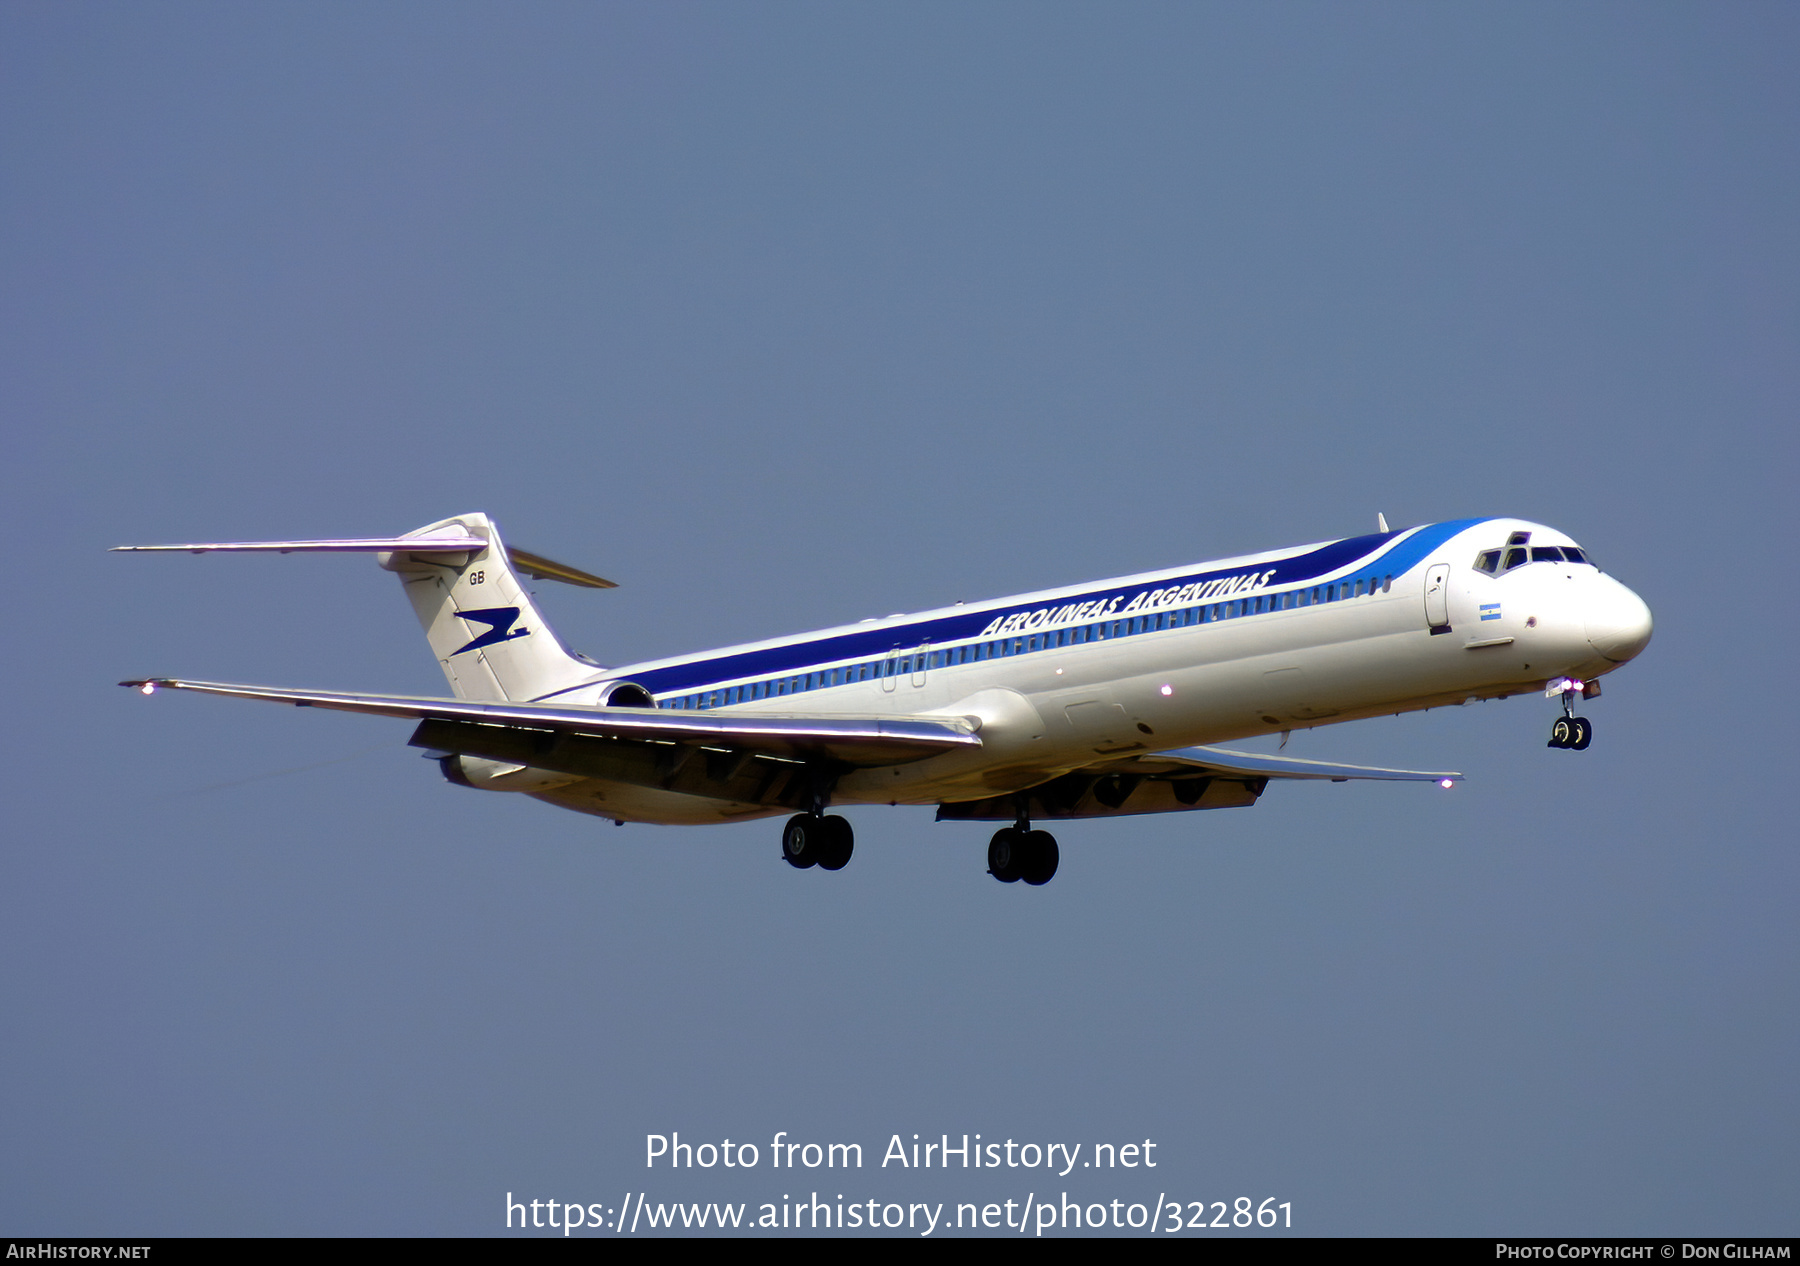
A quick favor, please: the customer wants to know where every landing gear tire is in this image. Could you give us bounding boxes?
[1548,716,1593,750]
[816,815,854,871]
[784,813,853,870]
[782,814,818,868]
[990,828,1059,884]
[987,828,1024,883]
[1020,830,1059,886]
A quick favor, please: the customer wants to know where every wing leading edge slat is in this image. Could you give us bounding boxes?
[1110,745,1462,783]
[936,744,1460,822]
[119,678,979,766]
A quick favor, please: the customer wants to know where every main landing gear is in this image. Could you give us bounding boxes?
[782,813,854,871]
[988,821,1059,886]
[1547,685,1593,750]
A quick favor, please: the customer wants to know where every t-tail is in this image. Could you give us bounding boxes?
[112,513,614,703]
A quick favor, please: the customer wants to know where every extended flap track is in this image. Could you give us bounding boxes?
[936,770,1267,822]
[410,718,832,810]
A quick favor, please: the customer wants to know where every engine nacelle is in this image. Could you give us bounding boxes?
[599,681,655,707]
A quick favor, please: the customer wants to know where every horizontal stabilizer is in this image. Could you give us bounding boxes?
[504,548,617,590]
[113,533,617,588]
[120,677,979,767]
[111,535,485,553]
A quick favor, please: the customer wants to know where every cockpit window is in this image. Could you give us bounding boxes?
[1478,536,1595,575]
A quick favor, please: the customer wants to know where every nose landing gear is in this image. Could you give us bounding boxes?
[1547,684,1593,750]
[1549,716,1591,749]
[988,820,1059,885]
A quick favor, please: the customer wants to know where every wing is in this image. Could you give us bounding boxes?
[936,744,1460,822]
[122,678,979,801]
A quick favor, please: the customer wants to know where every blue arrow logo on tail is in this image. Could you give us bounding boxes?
[451,607,530,656]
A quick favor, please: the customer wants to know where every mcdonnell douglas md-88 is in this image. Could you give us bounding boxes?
[118,513,1651,885]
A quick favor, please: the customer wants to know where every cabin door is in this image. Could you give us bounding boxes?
[1423,564,1451,633]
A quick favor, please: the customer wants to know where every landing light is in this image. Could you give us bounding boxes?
[139,682,156,695]
[1438,779,1454,789]
[1159,684,1173,696]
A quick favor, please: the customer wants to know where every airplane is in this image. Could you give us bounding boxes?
[116,512,1652,885]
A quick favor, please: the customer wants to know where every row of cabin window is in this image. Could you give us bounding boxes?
[659,573,1395,710]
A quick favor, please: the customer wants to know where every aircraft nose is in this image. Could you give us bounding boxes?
[1585,577,1654,663]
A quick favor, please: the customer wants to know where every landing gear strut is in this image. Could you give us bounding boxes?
[988,819,1059,885]
[1547,686,1593,750]
[782,813,854,871]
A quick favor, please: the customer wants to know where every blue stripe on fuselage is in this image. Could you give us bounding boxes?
[611,518,1491,699]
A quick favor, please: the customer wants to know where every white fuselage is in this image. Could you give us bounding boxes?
[505,517,1651,824]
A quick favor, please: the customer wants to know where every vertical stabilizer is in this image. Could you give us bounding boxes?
[379,514,597,702]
